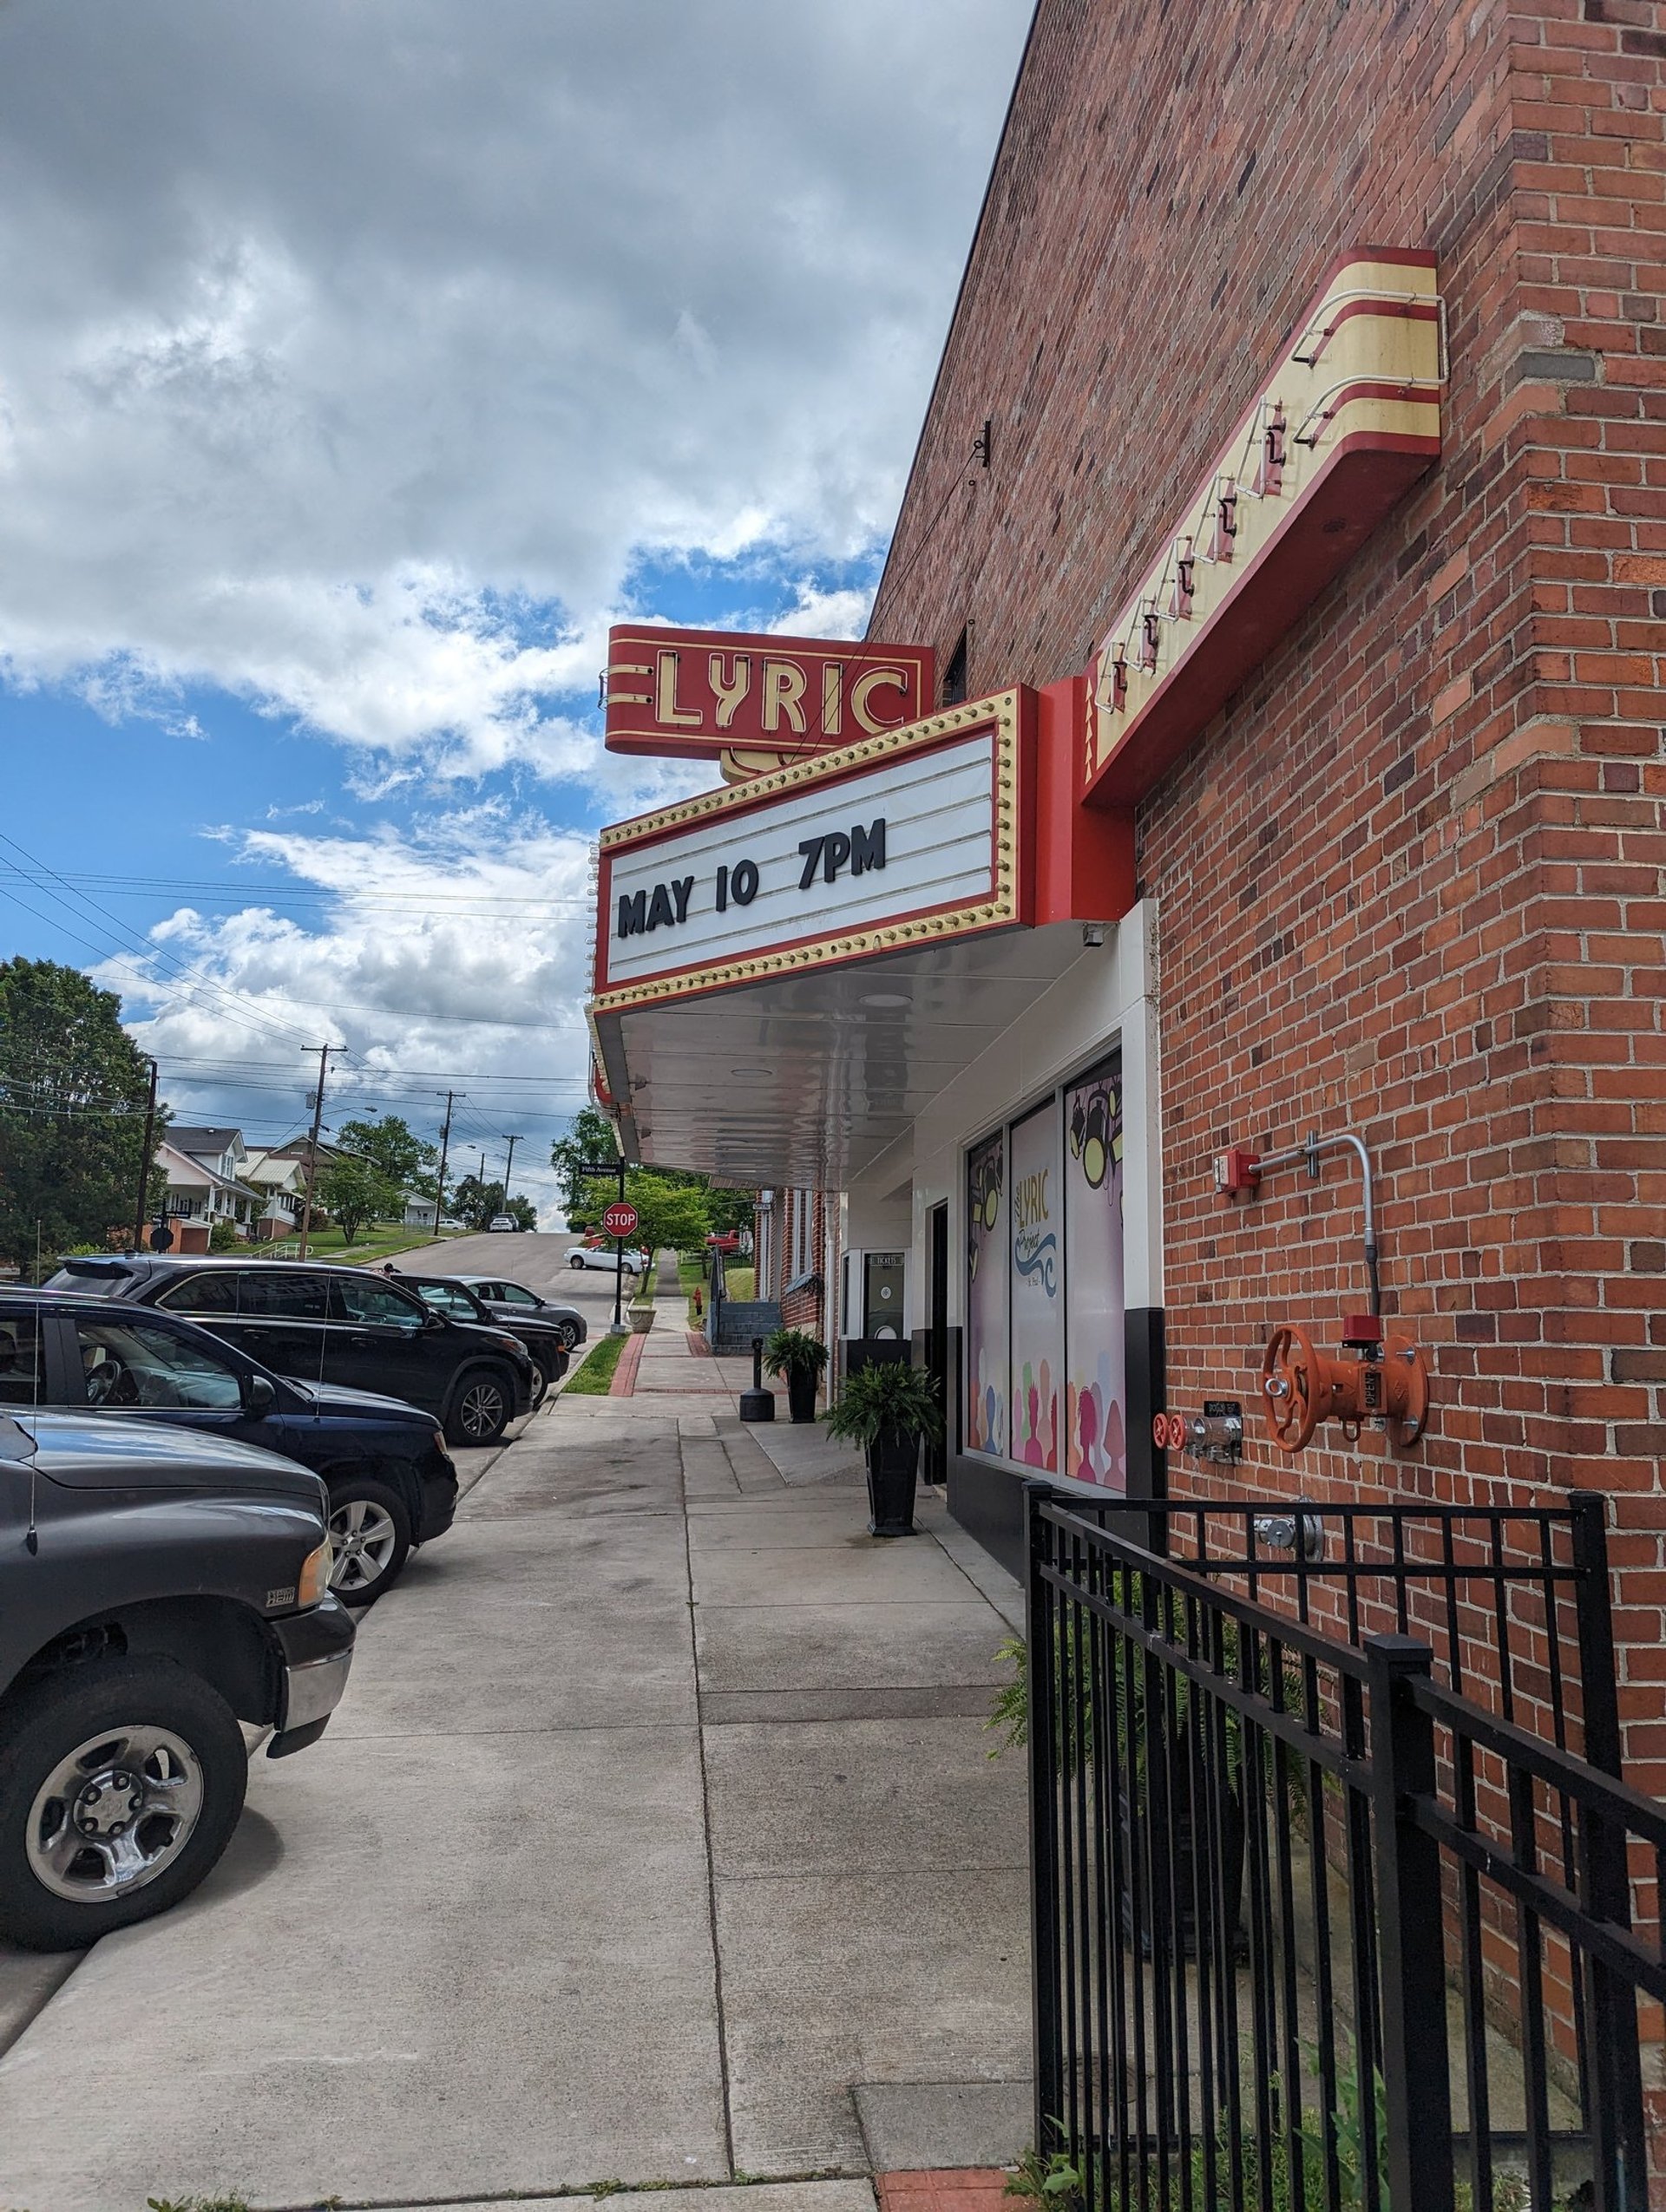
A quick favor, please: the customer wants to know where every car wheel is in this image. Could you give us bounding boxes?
[445,1366,512,1445]
[557,1319,580,1349]
[327,1479,412,1606]
[527,1361,548,1407]
[568,1253,586,1269]
[0,1658,248,1952]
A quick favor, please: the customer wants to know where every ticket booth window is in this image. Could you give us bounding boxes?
[863,1251,905,1339]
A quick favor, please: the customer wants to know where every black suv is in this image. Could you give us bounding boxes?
[393,1272,571,1391]
[43,1256,537,1446]
[0,1404,353,1950]
[1,1291,458,1605]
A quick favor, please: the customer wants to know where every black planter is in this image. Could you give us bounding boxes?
[787,1368,818,1423]
[865,1430,920,1536]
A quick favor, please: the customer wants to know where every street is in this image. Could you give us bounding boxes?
[0,1239,1030,2212]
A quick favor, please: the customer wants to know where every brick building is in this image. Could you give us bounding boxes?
[846,0,1665,1746]
[591,0,1666,1752]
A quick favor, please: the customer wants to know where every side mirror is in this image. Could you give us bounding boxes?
[424,1312,447,1331]
[244,1373,277,1416]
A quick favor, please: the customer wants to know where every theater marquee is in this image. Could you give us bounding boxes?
[590,690,1034,1016]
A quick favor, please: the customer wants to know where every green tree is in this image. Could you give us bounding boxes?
[550,1106,617,1220]
[611,1172,711,1258]
[450,1174,507,1232]
[317,1155,403,1243]
[505,1194,538,1232]
[0,959,166,1269]
[551,1106,751,1240]
[335,1113,438,1196]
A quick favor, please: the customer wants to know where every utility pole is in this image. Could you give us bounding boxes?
[131,1056,159,1253]
[502,1133,518,1201]
[432,1090,462,1234]
[296,1043,333,1260]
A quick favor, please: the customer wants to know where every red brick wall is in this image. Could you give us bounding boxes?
[872,0,1666,1774]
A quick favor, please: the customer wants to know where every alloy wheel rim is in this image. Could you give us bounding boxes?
[460,1380,505,1438]
[328,1497,400,1594]
[27,1726,205,1903]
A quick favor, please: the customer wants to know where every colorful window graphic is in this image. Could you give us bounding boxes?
[961,1049,1126,1487]
[1063,1055,1126,1491]
[1009,1101,1062,1472]
[965,1129,1007,1456]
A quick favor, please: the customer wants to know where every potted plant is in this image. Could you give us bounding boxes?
[824,1358,943,1536]
[762,1326,828,1423]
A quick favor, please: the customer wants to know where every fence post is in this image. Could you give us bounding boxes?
[1366,1634,1455,2212]
[1568,1491,1648,2210]
[1026,1481,1062,2158]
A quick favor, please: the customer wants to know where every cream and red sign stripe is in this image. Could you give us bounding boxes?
[1083,249,1443,808]
[589,690,1033,1017]
[602,622,935,772]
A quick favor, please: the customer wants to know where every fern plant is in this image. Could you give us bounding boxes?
[823,1358,943,1448]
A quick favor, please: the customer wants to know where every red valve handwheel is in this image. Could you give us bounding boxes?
[1262,1323,1322,1451]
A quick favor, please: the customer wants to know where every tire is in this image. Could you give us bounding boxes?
[557,1320,580,1350]
[568,1253,586,1270]
[326,1477,412,1606]
[444,1365,513,1445]
[527,1361,548,1408]
[0,1657,248,1952]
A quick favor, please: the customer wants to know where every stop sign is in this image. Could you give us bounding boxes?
[601,1201,640,1240]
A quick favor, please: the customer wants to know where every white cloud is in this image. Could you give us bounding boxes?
[0,0,1031,775]
[97,808,623,1218]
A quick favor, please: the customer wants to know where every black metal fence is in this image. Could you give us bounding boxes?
[1026,1486,1663,2212]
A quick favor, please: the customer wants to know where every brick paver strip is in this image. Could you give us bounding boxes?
[876,2169,1012,2212]
[609,1332,646,1397]
[687,1330,713,1356]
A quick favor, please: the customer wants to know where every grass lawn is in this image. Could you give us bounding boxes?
[561,1331,629,1396]
[261,1223,468,1266]
[722,1265,756,1300]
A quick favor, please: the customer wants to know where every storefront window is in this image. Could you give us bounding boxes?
[965,1129,1007,1456]
[963,1048,1126,1489]
[1063,1054,1125,1489]
[1009,1100,1061,1470]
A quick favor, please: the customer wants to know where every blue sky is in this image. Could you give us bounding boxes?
[0,0,1031,1214]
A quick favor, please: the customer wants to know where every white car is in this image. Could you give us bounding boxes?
[487,1214,517,1232]
[567,1244,647,1273]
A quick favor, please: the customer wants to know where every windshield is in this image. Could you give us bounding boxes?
[73,1318,244,1411]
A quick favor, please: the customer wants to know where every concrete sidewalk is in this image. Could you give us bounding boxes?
[0,1336,1030,2211]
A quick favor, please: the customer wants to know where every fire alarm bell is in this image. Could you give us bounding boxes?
[1215,1147,1262,1196]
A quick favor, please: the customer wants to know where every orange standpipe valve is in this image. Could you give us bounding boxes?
[1262,1323,1430,1452]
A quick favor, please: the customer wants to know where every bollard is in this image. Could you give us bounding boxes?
[738,1332,774,1422]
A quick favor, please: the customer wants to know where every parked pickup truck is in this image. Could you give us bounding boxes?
[0,1408,354,1951]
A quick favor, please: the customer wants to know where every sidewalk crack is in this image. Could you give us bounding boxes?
[682,1429,738,2177]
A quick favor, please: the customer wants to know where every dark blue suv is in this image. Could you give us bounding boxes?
[1,1290,458,1606]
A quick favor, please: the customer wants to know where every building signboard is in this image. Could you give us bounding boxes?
[590,690,1033,1016]
[1082,250,1442,808]
[603,622,935,767]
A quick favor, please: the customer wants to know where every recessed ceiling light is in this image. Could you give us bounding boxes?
[859,992,909,1009]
